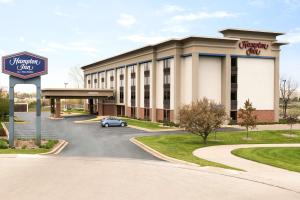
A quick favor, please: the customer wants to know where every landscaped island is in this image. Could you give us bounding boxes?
[0,139,59,154]
[136,130,300,170]
[232,147,300,173]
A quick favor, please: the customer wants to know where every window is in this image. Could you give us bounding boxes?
[163,59,171,69]
[144,62,150,85]
[144,76,150,85]
[163,74,170,84]
[231,92,237,100]
[144,62,149,71]
[144,108,150,120]
[231,57,237,67]
[94,79,97,84]
[131,66,135,73]
[231,75,237,84]
[131,78,135,86]
[101,76,105,89]
[131,107,136,118]
[130,66,136,87]
[120,71,124,87]
[110,76,114,89]
[230,111,237,121]
[119,87,124,103]
[88,80,91,84]
[163,110,170,121]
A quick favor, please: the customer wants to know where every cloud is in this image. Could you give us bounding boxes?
[117,14,136,27]
[172,11,238,22]
[0,0,14,4]
[53,7,73,18]
[162,5,185,13]
[279,28,300,44]
[120,34,170,45]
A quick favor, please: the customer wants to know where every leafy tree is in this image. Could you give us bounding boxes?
[179,98,227,144]
[0,96,9,121]
[286,110,300,136]
[238,99,257,139]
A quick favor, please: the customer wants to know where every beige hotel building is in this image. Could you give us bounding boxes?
[81,28,287,123]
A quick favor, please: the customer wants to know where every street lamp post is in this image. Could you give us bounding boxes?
[64,83,68,110]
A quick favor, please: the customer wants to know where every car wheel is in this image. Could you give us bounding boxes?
[105,123,109,127]
[121,123,125,127]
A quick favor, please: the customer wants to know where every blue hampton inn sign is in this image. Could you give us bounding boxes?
[1,51,48,147]
[2,51,48,79]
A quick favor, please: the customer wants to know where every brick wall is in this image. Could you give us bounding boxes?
[156,109,164,122]
[238,110,275,123]
[138,108,144,120]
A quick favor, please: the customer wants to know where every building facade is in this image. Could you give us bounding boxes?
[82,29,287,123]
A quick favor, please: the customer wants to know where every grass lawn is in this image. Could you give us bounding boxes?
[0,148,50,154]
[136,130,300,170]
[122,118,170,130]
[232,147,300,173]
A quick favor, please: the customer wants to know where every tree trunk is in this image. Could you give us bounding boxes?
[202,134,208,144]
[246,127,249,139]
[283,102,288,118]
[214,131,217,141]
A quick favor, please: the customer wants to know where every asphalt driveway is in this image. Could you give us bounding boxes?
[14,112,160,160]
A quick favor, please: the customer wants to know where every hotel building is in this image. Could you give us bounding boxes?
[81,28,287,123]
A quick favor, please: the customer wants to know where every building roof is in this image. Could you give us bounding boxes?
[42,88,114,99]
[81,36,239,70]
[81,28,285,70]
[219,28,284,36]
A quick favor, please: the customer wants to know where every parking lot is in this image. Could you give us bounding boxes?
[15,112,159,160]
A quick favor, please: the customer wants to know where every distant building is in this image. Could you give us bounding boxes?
[81,28,287,123]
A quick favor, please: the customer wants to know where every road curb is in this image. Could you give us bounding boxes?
[130,137,198,167]
[40,140,68,155]
[48,117,64,120]
[127,125,183,132]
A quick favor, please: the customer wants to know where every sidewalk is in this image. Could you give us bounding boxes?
[228,124,300,131]
[193,143,300,193]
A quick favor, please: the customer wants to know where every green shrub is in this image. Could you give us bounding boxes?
[0,139,8,149]
[162,120,179,127]
[40,140,58,149]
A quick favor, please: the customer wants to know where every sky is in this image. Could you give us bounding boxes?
[0,0,300,92]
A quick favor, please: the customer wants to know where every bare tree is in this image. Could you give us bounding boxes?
[286,110,300,136]
[280,77,298,118]
[68,66,84,88]
[179,98,227,144]
[238,99,257,139]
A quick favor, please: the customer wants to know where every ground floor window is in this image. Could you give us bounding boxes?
[163,109,170,121]
[131,107,136,118]
[230,111,237,121]
[144,108,150,120]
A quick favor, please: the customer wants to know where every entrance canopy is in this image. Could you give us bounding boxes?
[42,88,114,99]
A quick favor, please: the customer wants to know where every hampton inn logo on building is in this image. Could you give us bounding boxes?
[2,51,48,79]
[239,41,269,56]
